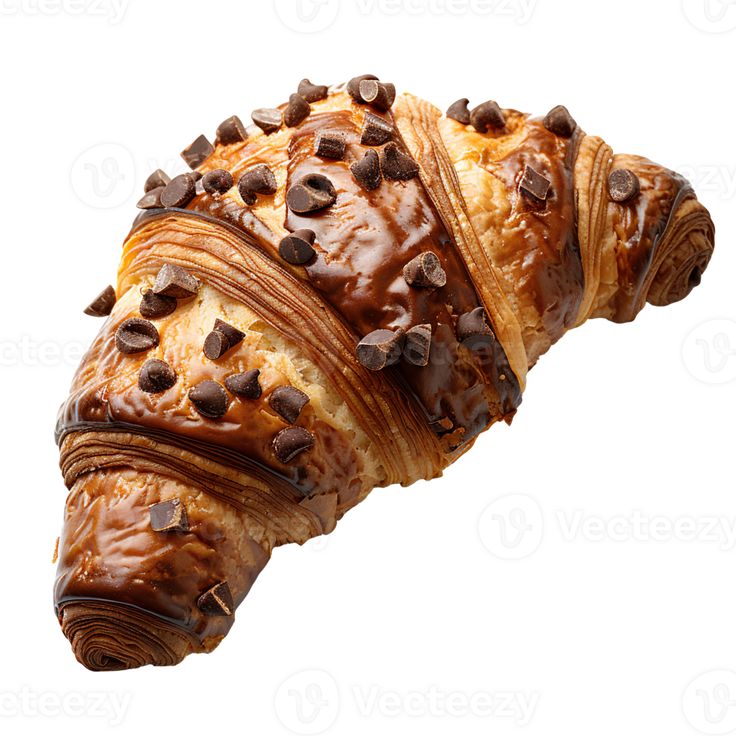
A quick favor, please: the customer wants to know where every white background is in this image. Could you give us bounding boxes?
[1,0,734,733]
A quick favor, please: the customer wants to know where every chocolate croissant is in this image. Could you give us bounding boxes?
[54,76,715,670]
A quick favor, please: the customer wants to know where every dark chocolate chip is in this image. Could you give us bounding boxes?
[446,98,471,125]
[225,369,262,399]
[139,289,177,319]
[138,358,177,393]
[160,173,197,208]
[403,324,432,367]
[314,130,346,160]
[402,252,446,289]
[197,582,233,616]
[360,112,394,146]
[286,173,337,213]
[115,318,159,354]
[144,169,170,192]
[470,100,505,133]
[273,426,315,463]
[136,186,164,209]
[189,380,228,418]
[203,330,230,360]
[608,168,640,203]
[181,134,214,169]
[380,142,419,181]
[284,93,311,127]
[543,105,576,138]
[519,165,551,203]
[269,385,310,424]
[149,498,189,532]
[84,285,116,317]
[216,115,248,145]
[457,307,494,343]
[347,74,378,102]
[238,164,277,205]
[202,169,233,195]
[356,328,405,371]
[358,79,394,111]
[279,229,316,265]
[213,318,245,348]
[251,108,283,134]
[298,78,328,103]
[152,263,199,299]
[350,150,382,191]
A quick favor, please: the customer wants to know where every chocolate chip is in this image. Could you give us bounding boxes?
[347,74,378,102]
[216,115,248,145]
[356,328,405,371]
[430,416,454,434]
[189,380,229,418]
[380,142,419,181]
[519,165,551,203]
[403,324,432,367]
[139,289,177,319]
[402,252,446,289]
[298,78,328,103]
[456,307,494,343]
[350,150,382,191]
[284,93,311,127]
[149,498,189,532]
[238,164,277,205]
[360,112,394,146]
[251,107,283,134]
[269,385,310,424]
[115,318,160,354]
[286,173,337,213]
[314,130,346,160]
[203,330,230,360]
[470,100,505,133]
[213,318,245,349]
[608,168,640,203]
[446,98,471,125]
[144,169,170,192]
[160,173,197,208]
[273,426,315,463]
[358,79,394,111]
[136,186,164,209]
[225,369,262,399]
[279,229,316,265]
[138,358,177,393]
[181,134,214,169]
[202,169,233,195]
[152,263,200,299]
[543,105,576,138]
[84,285,116,317]
[197,582,233,616]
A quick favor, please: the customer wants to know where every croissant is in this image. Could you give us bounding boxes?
[54,75,715,670]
